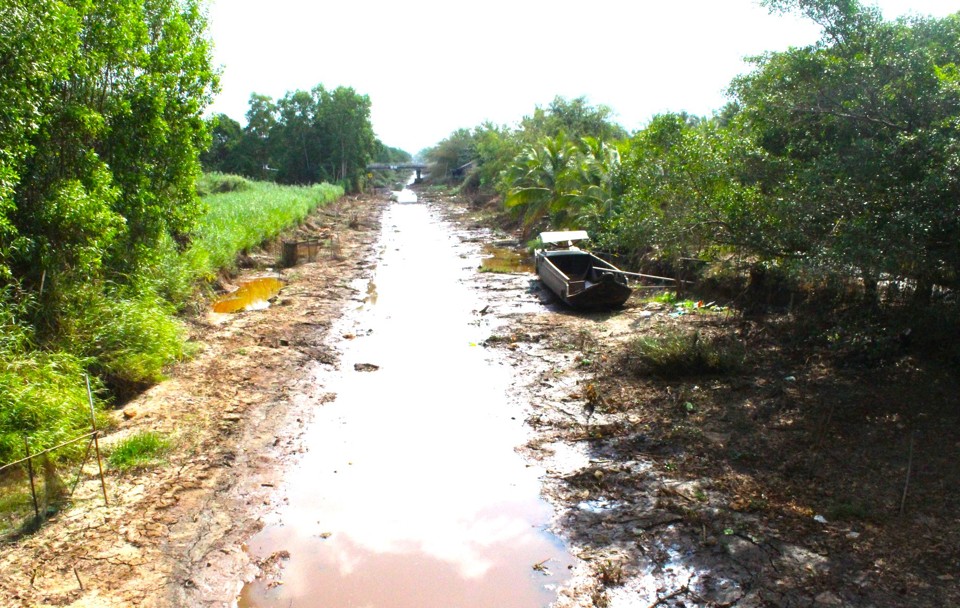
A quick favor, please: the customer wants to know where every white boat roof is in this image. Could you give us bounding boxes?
[539,230,590,244]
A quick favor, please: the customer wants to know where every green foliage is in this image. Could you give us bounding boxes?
[504,134,622,237]
[518,96,629,143]
[731,4,960,301]
[54,284,188,395]
[611,113,763,265]
[192,179,343,274]
[203,86,380,192]
[201,114,244,174]
[426,128,478,182]
[196,172,252,196]
[107,431,171,470]
[424,96,627,199]
[0,348,100,465]
[622,330,744,377]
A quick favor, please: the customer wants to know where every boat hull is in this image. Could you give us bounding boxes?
[535,250,632,310]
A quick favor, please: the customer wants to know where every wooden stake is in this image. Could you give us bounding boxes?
[24,436,40,521]
[73,567,83,590]
[281,241,298,267]
[899,430,915,516]
[85,375,109,507]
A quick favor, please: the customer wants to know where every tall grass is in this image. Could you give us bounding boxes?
[0,292,98,464]
[190,179,343,276]
[54,283,189,398]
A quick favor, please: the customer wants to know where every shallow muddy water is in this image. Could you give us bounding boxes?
[213,277,284,313]
[238,202,571,607]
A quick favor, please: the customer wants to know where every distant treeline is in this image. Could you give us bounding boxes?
[202,87,411,191]
[427,0,960,310]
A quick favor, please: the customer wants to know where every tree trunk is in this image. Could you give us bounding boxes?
[912,276,933,308]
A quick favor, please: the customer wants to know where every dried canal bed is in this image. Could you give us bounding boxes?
[239,202,572,606]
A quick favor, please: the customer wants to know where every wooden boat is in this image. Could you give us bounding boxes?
[535,231,632,310]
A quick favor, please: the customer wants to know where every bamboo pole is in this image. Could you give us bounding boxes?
[595,267,689,284]
[85,375,109,507]
[24,436,40,521]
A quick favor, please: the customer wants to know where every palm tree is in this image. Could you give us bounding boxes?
[503,134,578,238]
[565,137,622,233]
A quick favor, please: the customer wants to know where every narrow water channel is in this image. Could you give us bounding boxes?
[238,202,571,607]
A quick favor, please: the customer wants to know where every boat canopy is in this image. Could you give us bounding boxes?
[539,230,589,245]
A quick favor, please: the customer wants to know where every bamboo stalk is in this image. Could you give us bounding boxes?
[85,375,109,507]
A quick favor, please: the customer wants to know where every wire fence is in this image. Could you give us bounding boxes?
[0,375,108,536]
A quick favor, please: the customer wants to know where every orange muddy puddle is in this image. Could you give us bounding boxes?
[212,277,284,313]
[238,203,570,607]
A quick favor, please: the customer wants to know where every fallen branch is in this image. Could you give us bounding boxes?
[648,574,694,608]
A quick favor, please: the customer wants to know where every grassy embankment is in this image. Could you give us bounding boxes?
[0,175,341,528]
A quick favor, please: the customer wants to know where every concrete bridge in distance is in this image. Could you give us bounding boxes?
[367,163,427,181]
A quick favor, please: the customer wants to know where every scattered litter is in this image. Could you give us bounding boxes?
[784,375,797,382]
[814,514,828,524]
[353,363,379,372]
[532,558,553,575]
[577,498,622,513]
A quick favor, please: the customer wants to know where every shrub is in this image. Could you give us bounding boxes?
[621,329,743,377]
[196,172,252,196]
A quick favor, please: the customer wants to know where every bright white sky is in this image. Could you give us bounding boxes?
[205,0,956,156]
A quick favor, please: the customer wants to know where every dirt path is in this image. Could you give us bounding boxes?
[2,189,956,608]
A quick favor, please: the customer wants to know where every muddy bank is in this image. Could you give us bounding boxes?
[444,187,959,607]
[0,194,386,607]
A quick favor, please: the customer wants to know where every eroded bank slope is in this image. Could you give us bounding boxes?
[0,194,387,607]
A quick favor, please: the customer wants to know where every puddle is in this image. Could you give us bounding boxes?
[392,188,418,203]
[212,277,284,313]
[239,203,571,607]
[480,244,534,274]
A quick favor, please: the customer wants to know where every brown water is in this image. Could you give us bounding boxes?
[238,202,571,607]
[480,244,534,274]
[212,277,285,313]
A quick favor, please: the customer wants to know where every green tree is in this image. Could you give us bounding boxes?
[615,114,762,265]
[426,128,477,181]
[733,1,960,303]
[7,0,217,293]
[274,89,325,185]
[519,96,628,143]
[317,86,377,190]
[201,113,244,173]
[225,85,377,192]
[234,93,278,181]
